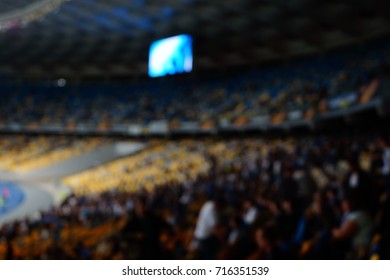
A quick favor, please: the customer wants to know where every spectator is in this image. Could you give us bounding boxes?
[379,135,390,193]
[192,196,222,259]
[122,196,163,259]
[332,194,373,259]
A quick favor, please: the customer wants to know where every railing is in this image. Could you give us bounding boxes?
[0,98,381,136]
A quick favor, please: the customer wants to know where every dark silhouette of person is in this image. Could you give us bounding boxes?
[123,196,163,259]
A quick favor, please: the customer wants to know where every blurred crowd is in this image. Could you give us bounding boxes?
[63,142,210,196]
[1,134,390,260]
[0,39,390,260]
[0,40,389,128]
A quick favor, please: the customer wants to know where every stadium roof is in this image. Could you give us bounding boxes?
[0,0,389,79]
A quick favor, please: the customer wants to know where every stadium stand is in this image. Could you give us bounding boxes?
[0,136,109,172]
[63,142,210,196]
[0,1,389,261]
[0,40,388,133]
[12,138,108,172]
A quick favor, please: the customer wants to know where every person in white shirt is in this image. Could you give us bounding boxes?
[379,136,390,193]
[194,200,218,241]
[379,137,390,175]
[242,198,258,226]
[332,195,373,258]
[192,198,221,259]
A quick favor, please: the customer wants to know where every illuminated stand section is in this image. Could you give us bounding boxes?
[148,34,193,78]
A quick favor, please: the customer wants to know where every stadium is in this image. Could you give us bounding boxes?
[0,0,390,260]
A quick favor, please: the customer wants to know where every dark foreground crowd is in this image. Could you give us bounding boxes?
[1,134,390,260]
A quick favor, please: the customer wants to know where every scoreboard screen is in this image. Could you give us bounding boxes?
[148,34,193,78]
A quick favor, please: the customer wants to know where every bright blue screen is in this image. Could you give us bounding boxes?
[148,34,193,78]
